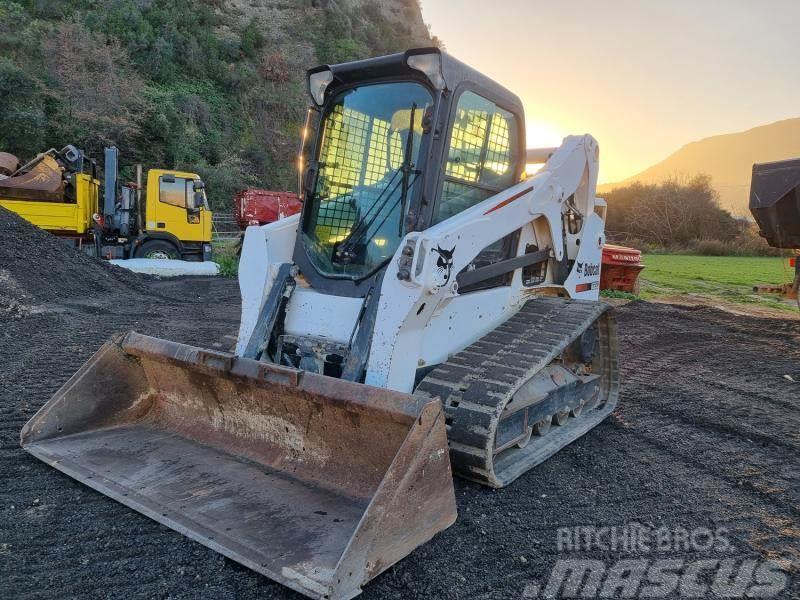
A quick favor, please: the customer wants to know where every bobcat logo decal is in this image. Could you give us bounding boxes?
[432,245,456,286]
[576,261,600,278]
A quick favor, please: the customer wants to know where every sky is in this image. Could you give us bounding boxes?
[420,0,800,183]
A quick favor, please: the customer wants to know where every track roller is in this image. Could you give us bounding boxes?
[415,297,620,488]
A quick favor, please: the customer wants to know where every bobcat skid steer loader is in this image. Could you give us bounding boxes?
[22,48,619,599]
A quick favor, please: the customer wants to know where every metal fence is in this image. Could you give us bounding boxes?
[212,214,240,242]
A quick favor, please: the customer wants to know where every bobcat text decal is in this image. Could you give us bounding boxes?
[576,261,600,278]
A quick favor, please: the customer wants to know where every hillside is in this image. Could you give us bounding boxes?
[599,117,800,215]
[0,0,430,209]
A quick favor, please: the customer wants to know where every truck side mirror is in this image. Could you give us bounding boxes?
[190,191,204,212]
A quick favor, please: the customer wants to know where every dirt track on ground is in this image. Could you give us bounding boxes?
[1,274,798,599]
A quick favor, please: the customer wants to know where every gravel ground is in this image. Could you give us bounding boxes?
[0,270,798,598]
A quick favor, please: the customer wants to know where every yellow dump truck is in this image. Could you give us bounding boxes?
[0,145,213,260]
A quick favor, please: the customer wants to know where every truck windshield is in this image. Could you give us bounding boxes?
[301,82,433,279]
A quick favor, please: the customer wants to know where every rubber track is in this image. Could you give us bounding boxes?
[414,296,619,488]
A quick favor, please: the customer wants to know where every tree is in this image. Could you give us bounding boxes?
[0,58,47,157]
[240,17,266,59]
[42,22,147,155]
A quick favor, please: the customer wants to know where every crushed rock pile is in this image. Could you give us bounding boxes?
[0,206,148,315]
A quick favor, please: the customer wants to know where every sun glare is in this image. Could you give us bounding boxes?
[523,118,565,177]
[525,119,565,151]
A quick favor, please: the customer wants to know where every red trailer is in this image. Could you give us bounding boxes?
[600,244,645,294]
[233,189,302,229]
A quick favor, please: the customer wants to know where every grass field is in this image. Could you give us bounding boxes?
[209,243,797,310]
[638,254,798,311]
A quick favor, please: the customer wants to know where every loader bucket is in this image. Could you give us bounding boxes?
[21,332,457,600]
[0,151,19,176]
[0,153,64,201]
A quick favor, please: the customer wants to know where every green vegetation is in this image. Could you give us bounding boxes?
[604,176,778,256]
[216,253,239,278]
[600,289,640,301]
[639,254,797,311]
[213,239,240,277]
[0,0,429,211]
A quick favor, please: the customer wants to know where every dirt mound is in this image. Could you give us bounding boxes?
[0,206,148,312]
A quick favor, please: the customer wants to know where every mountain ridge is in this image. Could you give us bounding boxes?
[599,117,800,215]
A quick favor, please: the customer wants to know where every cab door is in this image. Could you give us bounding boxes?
[152,174,206,243]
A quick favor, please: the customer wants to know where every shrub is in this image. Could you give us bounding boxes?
[605,175,740,248]
[42,22,148,155]
[213,239,240,277]
[0,58,46,156]
[260,52,290,83]
[692,239,728,256]
[732,225,782,256]
[216,252,239,277]
[240,17,266,59]
[193,155,259,212]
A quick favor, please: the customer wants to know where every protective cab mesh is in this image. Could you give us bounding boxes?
[314,106,403,243]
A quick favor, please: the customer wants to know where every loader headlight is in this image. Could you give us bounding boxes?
[308,68,334,106]
[406,50,445,90]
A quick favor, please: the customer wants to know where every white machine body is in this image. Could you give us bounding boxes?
[237,135,605,393]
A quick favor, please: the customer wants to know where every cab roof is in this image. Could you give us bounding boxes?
[308,48,524,118]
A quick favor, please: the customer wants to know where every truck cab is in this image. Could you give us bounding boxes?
[136,168,213,261]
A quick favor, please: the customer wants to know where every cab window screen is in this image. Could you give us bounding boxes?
[313,106,405,244]
[444,93,491,183]
[435,91,519,224]
[482,111,515,187]
[160,177,188,208]
[458,231,519,293]
[302,82,433,280]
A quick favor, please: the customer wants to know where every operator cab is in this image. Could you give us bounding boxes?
[296,48,526,297]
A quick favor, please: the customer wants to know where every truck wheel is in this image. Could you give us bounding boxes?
[137,240,179,260]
